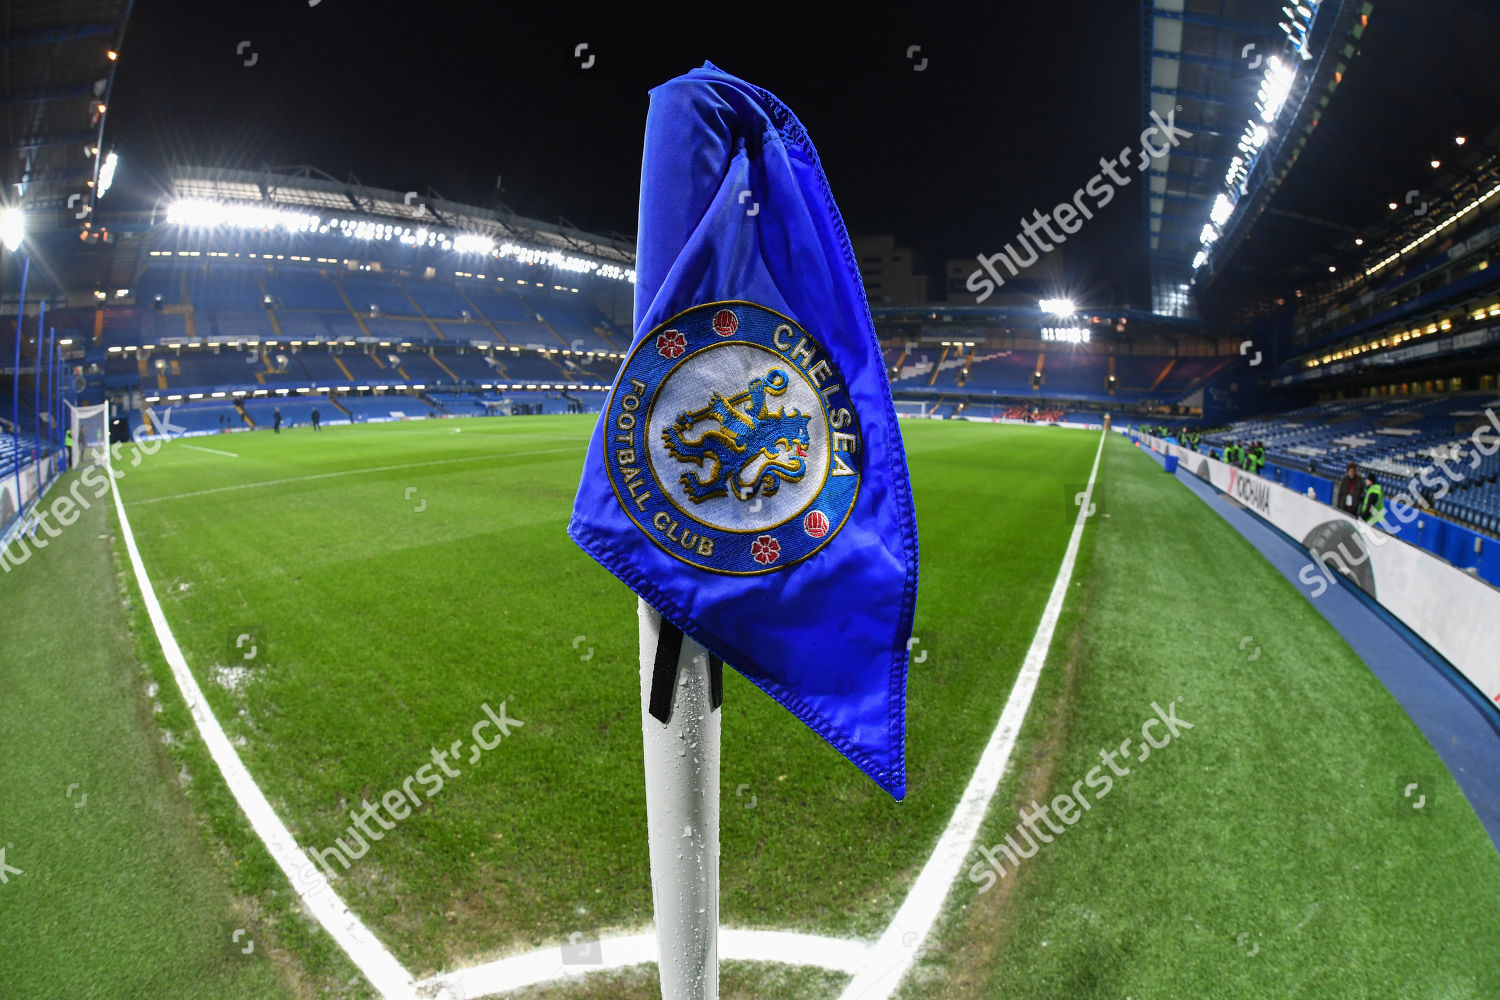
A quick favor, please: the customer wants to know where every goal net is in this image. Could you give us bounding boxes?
[69,402,109,467]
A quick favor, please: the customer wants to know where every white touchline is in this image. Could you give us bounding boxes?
[107,457,421,1000]
[179,444,240,458]
[835,425,1108,1000]
[105,427,1106,1000]
[126,446,579,506]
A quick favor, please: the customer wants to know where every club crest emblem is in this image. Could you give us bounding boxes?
[661,368,812,504]
[603,301,860,574]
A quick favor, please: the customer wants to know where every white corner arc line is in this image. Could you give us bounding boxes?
[835,426,1108,1000]
[179,443,240,458]
[719,928,869,975]
[419,928,872,999]
[108,450,871,999]
[107,460,421,1000]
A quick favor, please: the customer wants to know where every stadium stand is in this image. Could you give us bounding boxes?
[425,391,491,416]
[437,352,498,382]
[383,352,443,383]
[282,350,347,384]
[1204,394,1500,540]
[433,319,492,341]
[265,269,347,310]
[274,310,347,340]
[341,274,419,318]
[403,281,471,320]
[497,350,570,381]
[1037,352,1111,400]
[885,344,1232,411]
[104,349,140,391]
[957,351,1041,393]
[362,316,432,342]
[337,351,390,382]
[1157,356,1230,394]
[336,395,430,422]
[0,433,55,483]
[153,399,244,434]
[526,296,616,353]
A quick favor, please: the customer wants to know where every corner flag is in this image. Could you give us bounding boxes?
[568,63,919,799]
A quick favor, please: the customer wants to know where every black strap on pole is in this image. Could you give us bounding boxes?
[648,619,683,724]
[649,617,724,724]
[708,653,724,712]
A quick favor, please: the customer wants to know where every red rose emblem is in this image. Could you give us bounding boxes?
[656,329,686,359]
[750,534,781,565]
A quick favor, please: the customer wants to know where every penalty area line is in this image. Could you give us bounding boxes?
[179,443,240,458]
[835,425,1108,1000]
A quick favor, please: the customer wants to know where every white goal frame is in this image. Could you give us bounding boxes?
[68,401,109,467]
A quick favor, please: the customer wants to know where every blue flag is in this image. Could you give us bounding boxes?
[568,63,919,799]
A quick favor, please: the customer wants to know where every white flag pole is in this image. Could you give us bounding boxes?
[638,597,720,1000]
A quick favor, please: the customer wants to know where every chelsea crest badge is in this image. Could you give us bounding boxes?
[603,301,861,574]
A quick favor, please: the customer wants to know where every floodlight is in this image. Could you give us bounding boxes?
[97,151,119,199]
[1039,298,1075,316]
[1210,194,1234,227]
[0,208,24,251]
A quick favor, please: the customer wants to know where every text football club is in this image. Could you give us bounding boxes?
[604,301,861,574]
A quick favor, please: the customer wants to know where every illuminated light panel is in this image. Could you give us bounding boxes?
[1041,326,1090,344]
[1364,183,1500,278]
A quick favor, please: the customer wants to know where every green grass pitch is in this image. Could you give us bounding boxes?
[1,416,1497,998]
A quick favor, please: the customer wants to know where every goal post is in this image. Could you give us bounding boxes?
[68,401,109,468]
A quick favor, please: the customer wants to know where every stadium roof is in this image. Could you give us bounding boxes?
[1,0,131,230]
[1140,0,1372,316]
[164,165,635,265]
[45,164,639,297]
[1205,3,1500,311]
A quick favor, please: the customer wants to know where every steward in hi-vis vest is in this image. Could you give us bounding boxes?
[1361,475,1385,525]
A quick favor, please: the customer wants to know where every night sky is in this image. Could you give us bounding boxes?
[104,2,1143,301]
